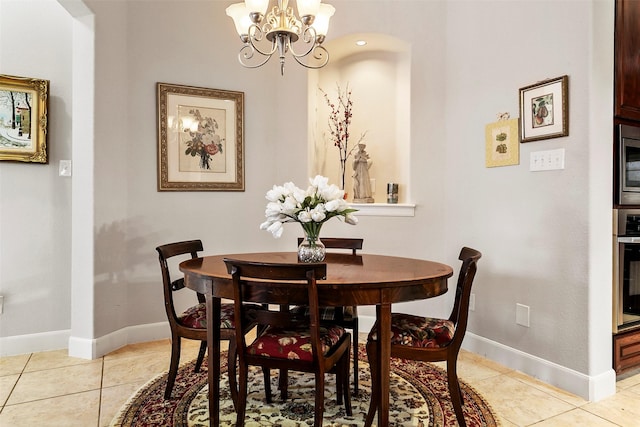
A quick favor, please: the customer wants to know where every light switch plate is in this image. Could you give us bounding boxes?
[530,149,565,171]
[59,160,72,177]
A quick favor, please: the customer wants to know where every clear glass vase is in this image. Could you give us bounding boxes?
[298,227,326,263]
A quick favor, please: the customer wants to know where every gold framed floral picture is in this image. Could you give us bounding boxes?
[157,82,244,191]
[0,74,49,164]
[485,118,519,167]
[519,75,569,143]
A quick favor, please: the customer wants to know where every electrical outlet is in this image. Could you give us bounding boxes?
[516,303,530,327]
[469,293,475,311]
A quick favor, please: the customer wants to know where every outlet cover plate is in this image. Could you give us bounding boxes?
[516,303,530,327]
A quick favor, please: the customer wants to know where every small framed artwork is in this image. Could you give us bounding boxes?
[519,75,568,143]
[0,74,49,163]
[485,118,519,167]
[157,82,244,191]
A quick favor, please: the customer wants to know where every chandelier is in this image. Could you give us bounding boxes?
[226,0,335,75]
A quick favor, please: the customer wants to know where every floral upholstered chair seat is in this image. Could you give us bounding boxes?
[369,313,455,348]
[248,325,346,361]
[177,302,236,329]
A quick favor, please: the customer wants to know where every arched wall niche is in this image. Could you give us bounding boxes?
[308,33,411,204]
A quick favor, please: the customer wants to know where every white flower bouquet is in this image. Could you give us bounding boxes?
[260,175,358,241]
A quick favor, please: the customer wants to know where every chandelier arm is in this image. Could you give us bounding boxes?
[246,38,278,57]
[290,44,330,69]
[287,26,317,58]
[238,44,274,69]
[246,24,279,57]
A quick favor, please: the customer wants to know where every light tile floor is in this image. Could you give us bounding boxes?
[1,336,639,426]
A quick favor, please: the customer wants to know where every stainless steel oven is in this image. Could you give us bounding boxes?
[614,209,640,332]
[618,124,640,205]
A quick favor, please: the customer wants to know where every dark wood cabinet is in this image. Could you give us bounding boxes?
[615,0,640,122]
[613,1,640,373]
[614,328,640,374]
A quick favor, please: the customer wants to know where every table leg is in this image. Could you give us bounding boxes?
[377,302,391,427]
[206,294,221,427]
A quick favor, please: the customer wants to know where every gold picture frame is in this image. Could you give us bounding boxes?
[157,82,244,191]
[519,75,569,143]
[0,74,49,163]
[485,118,519,167]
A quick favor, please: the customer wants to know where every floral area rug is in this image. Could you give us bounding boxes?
[111,346,500,427]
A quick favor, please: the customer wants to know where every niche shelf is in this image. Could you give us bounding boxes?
[351,203,415,217]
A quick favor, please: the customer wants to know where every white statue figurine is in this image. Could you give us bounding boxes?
[352,143,374,203]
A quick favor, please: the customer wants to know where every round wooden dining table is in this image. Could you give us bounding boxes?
[179,251,453,427]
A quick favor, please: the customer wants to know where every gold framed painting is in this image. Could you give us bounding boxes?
[519,75,569,143]
[485,118,519,167]
[157,82,244,191]
[0,74,49,163]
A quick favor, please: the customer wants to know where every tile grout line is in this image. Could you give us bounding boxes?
[97,355,105,427]
[0,352,34,413]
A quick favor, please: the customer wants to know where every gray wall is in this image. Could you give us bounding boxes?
[0,0,615,400]
[0,0,73,339]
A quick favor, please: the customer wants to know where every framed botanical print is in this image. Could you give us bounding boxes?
[0,74,49,163]
[157,82,244,191]
[519,75,569,143]
[485,118,519,167]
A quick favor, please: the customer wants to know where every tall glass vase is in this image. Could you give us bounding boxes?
[298,224,326,263]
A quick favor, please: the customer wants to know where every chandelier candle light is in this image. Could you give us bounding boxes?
[260,175,358,262]
[226,0,335,75]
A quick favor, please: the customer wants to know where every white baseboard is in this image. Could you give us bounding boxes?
[1,323,171,359]
[359,316,616,402]
[0,329,71,357]
[462,332,617,402]
[69,322,171,359]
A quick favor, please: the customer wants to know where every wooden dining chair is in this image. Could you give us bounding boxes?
[156,240,256,401]
[224,258,352,427]
[364,247,482,427]
[293,237,363,394]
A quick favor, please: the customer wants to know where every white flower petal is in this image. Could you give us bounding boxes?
[298,210,312,223]
[265,202,282,217]
[266,185,286,202]
[319,183,343,201]
[310,175,329,189]
[259,220,272,230]
[310,205,327,222]
[325,198,347,212]
[267,221,284,238]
